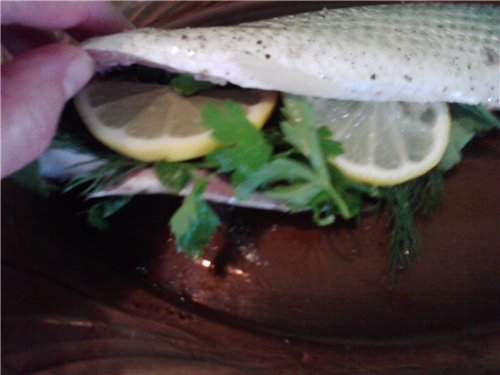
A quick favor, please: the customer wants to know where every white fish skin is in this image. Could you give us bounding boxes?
[82,3,500,108]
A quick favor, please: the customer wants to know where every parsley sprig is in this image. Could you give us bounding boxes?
[202,100,273,184]
[237,95,360,225]
[167,95,365,256]
[438,104,500,171]
[170,177,221,258]
[170,73,214,96]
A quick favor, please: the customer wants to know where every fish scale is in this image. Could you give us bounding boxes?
[84,3,499,108]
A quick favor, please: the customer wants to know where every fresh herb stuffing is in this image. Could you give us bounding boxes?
[170,73,214,96]
[163,96,497,275]
[166,96,371,257]
[170,178,221,258]
[26,75,498,285]
[382,170,445,285]
[87,196,133,231]
[202,100,273,184]
[438,104,500,171]
[154,160,193,193]
[236,96,364,225]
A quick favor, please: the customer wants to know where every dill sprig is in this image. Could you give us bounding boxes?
[383,170,445,286]
[63,156,149,196]
[384,183,422,285]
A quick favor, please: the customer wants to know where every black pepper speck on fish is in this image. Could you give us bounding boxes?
[40,3,500,210]
[83,3,499,108]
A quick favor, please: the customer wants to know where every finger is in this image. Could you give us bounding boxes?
[1,1,133,40]
[1,44,94,178]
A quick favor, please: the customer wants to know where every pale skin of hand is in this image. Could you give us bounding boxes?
[1,1,133,178]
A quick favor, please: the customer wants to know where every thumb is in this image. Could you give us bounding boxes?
[1,44,94,177]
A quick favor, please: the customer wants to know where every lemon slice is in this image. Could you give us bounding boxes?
[311,99,451,186]
[74,81,277,162]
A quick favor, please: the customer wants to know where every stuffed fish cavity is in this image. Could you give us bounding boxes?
[83,3,500,108]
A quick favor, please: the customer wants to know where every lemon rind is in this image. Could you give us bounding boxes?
[74,83,277,162]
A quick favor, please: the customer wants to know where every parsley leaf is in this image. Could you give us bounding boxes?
[237,158,322,206]
[87,196,132,231]
[281,100,343,160]
[203,100,273,184]
[169,178,221,258]
[237,95,358,224]
[438,104,499,171]
[154,160,192,192]
[170,73,214,96]
[451,104,500,132]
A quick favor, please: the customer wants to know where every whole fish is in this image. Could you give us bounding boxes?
[83,3,499,108]
[41,3,500,209]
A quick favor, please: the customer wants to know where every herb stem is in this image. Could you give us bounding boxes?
[292,95,352,220]
[322,182,351,219]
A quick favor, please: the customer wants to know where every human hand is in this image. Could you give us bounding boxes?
[1,1,132,178]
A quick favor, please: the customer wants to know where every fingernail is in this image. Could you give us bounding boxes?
[62,52,94,99]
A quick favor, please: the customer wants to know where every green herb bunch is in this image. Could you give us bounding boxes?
[14,75,498,284]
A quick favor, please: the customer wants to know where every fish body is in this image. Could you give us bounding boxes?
[84,3,500,108]
[41,3,500,208]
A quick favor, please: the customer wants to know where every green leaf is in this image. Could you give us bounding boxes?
[438,104,499,171]
[281,121,343,161]
[318,126,344,158]
[450,104,500,132]
[9,160,50,197]
[437,122,475,171]
[262,126,288,148]
[87,197,132,231]
[280,120,312,157]
[154,160,192,192]
[280,95,355,219]
[170,74,214,96]
[281,96,329,177]
[236,158,317,199]
[265,183,324,210]
[169,178,221,258]
[236,95,360,223]
[203,100,273,184]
